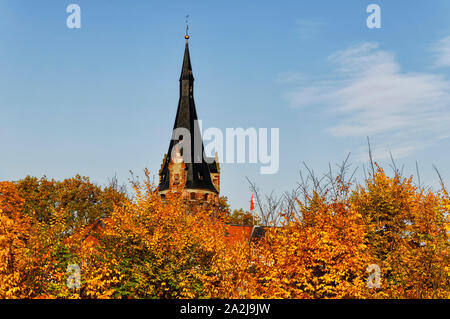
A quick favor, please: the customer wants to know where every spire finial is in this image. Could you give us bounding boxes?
[185,15,190,40]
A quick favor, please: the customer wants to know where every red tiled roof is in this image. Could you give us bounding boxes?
[224,224,266,245]
[224,224,253,244]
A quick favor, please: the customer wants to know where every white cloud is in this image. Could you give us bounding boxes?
[284,42,450,161]
[433,36,450,68]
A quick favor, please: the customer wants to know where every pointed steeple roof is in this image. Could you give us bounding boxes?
[159,36,218,194]
[180,39,194,81]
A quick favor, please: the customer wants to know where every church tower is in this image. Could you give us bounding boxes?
[158,33,220,206]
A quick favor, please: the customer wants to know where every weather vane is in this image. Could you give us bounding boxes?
[185,14,190,39]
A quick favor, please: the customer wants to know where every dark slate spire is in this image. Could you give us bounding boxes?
[159,36,218,193]
[180,38,194,81]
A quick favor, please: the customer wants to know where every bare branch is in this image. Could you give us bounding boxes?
[367,136,375,176]
[432,164,446,191]
[415,161,422,190]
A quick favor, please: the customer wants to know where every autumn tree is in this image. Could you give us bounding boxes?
[351,166,449,298]
[246,176,371,299]
[0,182,33,298]
[77,173,246,298]
[224,208,257,226]
[16,175,128,231]
[0,163,448,299]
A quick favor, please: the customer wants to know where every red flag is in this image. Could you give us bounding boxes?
[250,194,255,211]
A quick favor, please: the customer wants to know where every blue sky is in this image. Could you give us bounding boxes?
[1,0,450,210]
